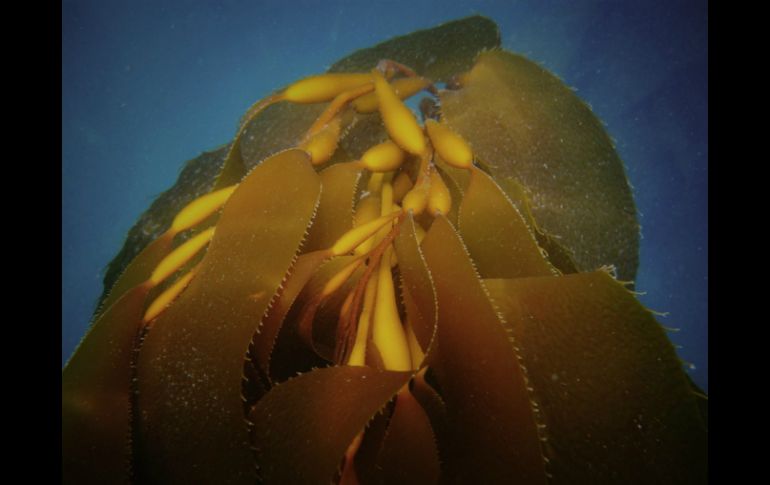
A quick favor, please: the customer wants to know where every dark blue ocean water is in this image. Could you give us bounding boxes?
[62,0,708,391]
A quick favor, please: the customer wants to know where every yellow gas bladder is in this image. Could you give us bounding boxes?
[353,76,430,114]
[170,185,237,234]
[360,140,406,172]
[425,119,474,169]
[373,69,426,156]
[300,116,342,166]
[149,227,215,287]
[283,72,373,104]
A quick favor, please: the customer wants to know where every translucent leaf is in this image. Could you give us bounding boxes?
[228,102,327,184]
[62,285,147,484]
[458,168,555,278]
[495,176,579,275]
[133,150,322,483]
[303,162,362,253]
[96,234,173,319]
[410,372,448,459]
[420,215,547,483]
[352,409,391,484]
[376,390,440,484]
[249,366,410,484]
[441,50,639,281]
[294,255,361,361]
[393,213,437,355]
[485,272,707,483]
[251,250,329,384]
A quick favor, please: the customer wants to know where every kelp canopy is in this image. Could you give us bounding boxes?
[63,16,707,484]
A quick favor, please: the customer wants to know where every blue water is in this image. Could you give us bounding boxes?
[62,0,708,391]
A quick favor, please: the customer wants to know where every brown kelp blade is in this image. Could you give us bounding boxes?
[485,272,707,484]
[63,284,148,484]
[251,249,329,385]
[440,49,639,281]
[351,408,392,483]
[458,167,555,279]
[410,371,448,460]
[492,176,579,275]
[295,255,361,361]
[421,215,548,484]
[216,102,328,189]
[432,155,469,198]
[94,232,173,321]
[329,16,500,83]
[376,390,441,485]
[684,373,708,429]
[265,258,359,384]
[393,213,437,355]
[249,366,411,484]
[302,161,363,253]
[133,149,321,484]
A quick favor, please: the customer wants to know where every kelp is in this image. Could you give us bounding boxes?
[484,273,707,483]
[95,17,499,308]
[440,50,639,282]
[99,145,228,309]
[63,15,706,484]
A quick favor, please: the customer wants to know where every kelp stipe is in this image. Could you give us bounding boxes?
[63,16,707,484]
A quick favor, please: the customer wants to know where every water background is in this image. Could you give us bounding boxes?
[62,0,708,391]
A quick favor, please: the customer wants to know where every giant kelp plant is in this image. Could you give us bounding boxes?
[63,16,707,484]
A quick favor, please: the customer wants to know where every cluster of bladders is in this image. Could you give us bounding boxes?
[136,60,480,480]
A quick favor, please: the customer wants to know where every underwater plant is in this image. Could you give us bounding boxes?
[62,16,707,484]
